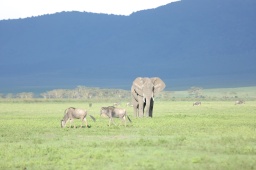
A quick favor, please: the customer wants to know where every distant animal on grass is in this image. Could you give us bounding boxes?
[235,100,245,105]
[61,107,96,128]
[193,101,201,106]
[100,106,132,127]
[89,103,92,107]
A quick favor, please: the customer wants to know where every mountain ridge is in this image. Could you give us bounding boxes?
[1,0,256,93]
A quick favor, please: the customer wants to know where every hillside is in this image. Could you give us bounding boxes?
[1,0,256,93]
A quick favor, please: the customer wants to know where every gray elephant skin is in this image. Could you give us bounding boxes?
[131,77,166,118]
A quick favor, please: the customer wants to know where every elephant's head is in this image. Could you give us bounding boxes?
[132,77,166,117]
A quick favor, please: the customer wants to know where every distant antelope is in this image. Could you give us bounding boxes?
[235,100,245,105]
[61,107,96,128]
[193,101,201,106]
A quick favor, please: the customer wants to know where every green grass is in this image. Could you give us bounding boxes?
[171,86,256,99]
[0,101,255,169]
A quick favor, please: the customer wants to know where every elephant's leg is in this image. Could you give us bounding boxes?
[144,101,150,117]
[132,96,138,117]
[149,99,154,117]
[138,98,144,117]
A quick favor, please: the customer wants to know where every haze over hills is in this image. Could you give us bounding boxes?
[1,0,256,93]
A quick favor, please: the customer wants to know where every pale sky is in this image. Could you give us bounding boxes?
[0,0,179,20]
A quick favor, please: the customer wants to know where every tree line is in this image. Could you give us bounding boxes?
[1,86,252,101]
[0,86,132,100]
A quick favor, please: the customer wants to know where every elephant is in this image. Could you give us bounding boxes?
[131,77,166,118]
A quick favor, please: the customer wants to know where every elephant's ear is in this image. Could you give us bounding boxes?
[132,77,144,96]
[151,77,166,94]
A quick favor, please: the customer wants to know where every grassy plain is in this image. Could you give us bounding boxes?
[0,100,255,169]
[171,86,256,100]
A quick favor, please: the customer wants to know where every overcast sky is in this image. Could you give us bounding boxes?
[0,0,179,20]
